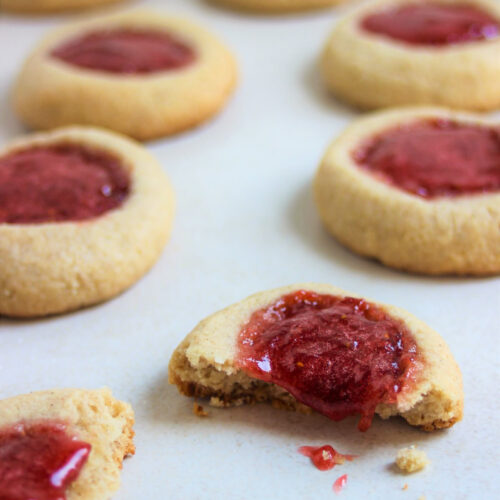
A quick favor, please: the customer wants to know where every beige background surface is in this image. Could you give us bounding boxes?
[0,0,499,498]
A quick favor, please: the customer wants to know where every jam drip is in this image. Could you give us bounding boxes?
[333,474,348,494]
[298,445,356,471]
[362,3,500,46]
[51,29,196,74]
[354,119,500,199]
[0,144,130,224]
[236,290,420,431]
[0,421,91,500]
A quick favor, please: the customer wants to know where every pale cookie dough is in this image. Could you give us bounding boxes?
[314,107,500,275]
[0,388,134,500]
[320,0,500,110]
[210,0,347,13]
[13,10,238,141]
[0,0,125,13]
[169,283,464,431]
[0,126,175,317]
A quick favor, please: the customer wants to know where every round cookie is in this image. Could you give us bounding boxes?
[13,10,237,141]
[169,283,463,431]
[314,107,500,275]
[210,0,347,13]
[320,0,500,110]
[0,126,175,317]
[0,0,126,13]
[0,388,134,500]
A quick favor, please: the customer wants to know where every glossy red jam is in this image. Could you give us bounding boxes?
[236,290,420,431]
[362,3,500,46]
[0,144,130,224]
[354,119,500,199]
[298,445,356,471]
[333,474,348,494]
[0,421,91,500]
[51,29,196,74]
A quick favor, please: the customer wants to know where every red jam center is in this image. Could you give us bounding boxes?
[354,119,500,199]
[236,291,420,431]
[0,144,130,224]
[333,474,348,494]
[0,421,91,500]
[361,3,500,46]
[298,445,356,471]
[51,29,196,74]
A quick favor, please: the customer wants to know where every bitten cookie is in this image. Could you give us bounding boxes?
[314,107,500,275]
[0,126,175,317]
[0,388,134,500]
[0,0,125,13]
[13,10,237,141]
[169,284,463,432]
[210,0,347,13]
[321,0,500,110]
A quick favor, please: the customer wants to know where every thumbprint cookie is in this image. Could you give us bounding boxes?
[0,388,134,500]
[169,284,463,432]
[321,0,500,110]
[13,10,237,141]
[0,126,175,317]
[0,0,126,13]
[314,107,500,275]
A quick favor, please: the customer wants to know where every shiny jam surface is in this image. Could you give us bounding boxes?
[361,3,500,46]
[236,290,420,431]
[51,29,196,74]
[353,119,500,199]
[0,421,91,500]
[298,445,356,471]
[333,474,348,494]
[0,144,130,224]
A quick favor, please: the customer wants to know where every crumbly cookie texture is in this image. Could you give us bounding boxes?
[13,10,237,141]
[210,0,346,13]
[0,126,175,317]
[169,283,464,432]
[321,0,500,111]
[0,388,134,500]
[0,0,125,13]
[314,107,500,276]
[396,446,429,473]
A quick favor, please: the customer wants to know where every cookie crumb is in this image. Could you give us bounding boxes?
[402,483,408,490]
[193,403,208,417]
[396,446,429,473]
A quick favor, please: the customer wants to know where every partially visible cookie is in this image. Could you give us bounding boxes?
[314,107,500,275]
[210,0,347,13]
[169,283,464,432]
[0,126,175,317]
[0,388,134,500]
[0,0,126,13]
[13,10,237,141]
[321,0,500,110]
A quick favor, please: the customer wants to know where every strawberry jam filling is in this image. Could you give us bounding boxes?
[298,445,356,471]
[0,421,91,500]
[353,119,500,199]
[51,29,196,74]
[361,3,500,46]
[0,144,130,224]
[236,290,420,431]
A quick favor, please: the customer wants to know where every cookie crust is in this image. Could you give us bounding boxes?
[0,388,134,500]
[314,107,500,275]
[210,0,346,13]
[320,0,500,111]
[0,126,175,317]
[13,10,238,141]
[0,0,125,13]
[169,283,464,431]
